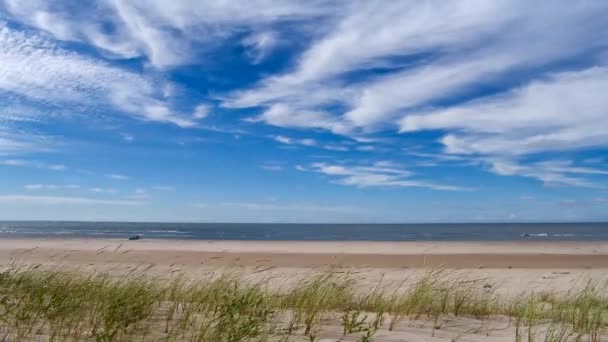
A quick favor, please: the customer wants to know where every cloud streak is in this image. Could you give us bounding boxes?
[0,194,141,205]
[24,184,80,191]
[219,201,359,213]
[0,24,203,127]
[0,159,66,171]
[402,67,608,156]
[487,159,608,188]
[222,1,608,188]
[106,173,130,181]
[2,0,337,68]
[303,161,470,191]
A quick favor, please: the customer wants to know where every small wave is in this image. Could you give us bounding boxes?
[53,230,76,235]
[521,233,549,237]
[552,234,575,237]
[148,230,188,234]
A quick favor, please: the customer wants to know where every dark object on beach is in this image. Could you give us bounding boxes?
[128,235,141,241]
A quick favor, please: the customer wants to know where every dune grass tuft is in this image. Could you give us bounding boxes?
[0,265,606,341]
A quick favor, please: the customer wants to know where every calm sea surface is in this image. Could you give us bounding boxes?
[0,221,607,241]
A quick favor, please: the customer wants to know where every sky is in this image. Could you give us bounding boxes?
[0,1,607,223]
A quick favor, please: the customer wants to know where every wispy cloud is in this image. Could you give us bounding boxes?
[0,128,55,155]
[245,104,350,135]
[1,0,607,223]
[2,0,337,68]
[0,24,203,128]
[126,188,150,200]
[273,135,316,147]
[106,173,130,181]
[24,184,80,191]
[89,187,118,194]
[486,159,608,188]
[402,67,608,157]
[303,161,470,191]
[242,30,279,64]
[121,133,135,142]
[0,194,140,206]
[272,135,350,152]
[192,104,211,119]
[219,201,359,213]
[260,163,284,172]
[0,159,67,171]
[220,1,608,188]
[558,198,607,208]
[226,2,608,130]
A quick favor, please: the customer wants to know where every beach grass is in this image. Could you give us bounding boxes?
[0,265,606,341]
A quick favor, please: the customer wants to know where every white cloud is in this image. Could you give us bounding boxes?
[0,159,67,171]
[219,201,358,213]
[0,194,140,205]
[260,163,283,171]
[0,24,199,127]
[192,104,210,119]
[0,128,55,155]
[3,0,608,192]
[486,159,608,188]
[89,187,117,194]
[106,173,130,180]
[242,31,279,64]
[24,184,44,190]
[248,103,350,134]
[48,164,67,171]
[272,134,352,151]
[396,67,608,187]
[2,0,337,68]
[225,1,608,131]
[558,198,608,208]
[221,1,608,192]
[305,161,469,191]
[24,184,80,191]
[126,188,150,200]
[273,135,316,147]
[401,67,608,156]
[121,133,135,142]
[0,136,37,155]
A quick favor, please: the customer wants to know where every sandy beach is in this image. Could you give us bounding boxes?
[2,238,608,341]
[3,238,608,268]
[3,238,608,295]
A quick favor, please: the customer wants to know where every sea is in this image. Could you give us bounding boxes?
[0,221,607,241]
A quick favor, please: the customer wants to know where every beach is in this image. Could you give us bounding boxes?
[2,238,608,341]
[4,239,608,294]
[3,238,608,267]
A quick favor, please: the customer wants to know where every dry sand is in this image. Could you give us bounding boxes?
[2,238,608,295]
[2,238,608,268]
[2,238,608,341]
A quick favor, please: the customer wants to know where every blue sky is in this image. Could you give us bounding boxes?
[1,1,607,222]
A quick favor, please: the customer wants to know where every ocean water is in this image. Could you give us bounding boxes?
[0,221,607,241]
